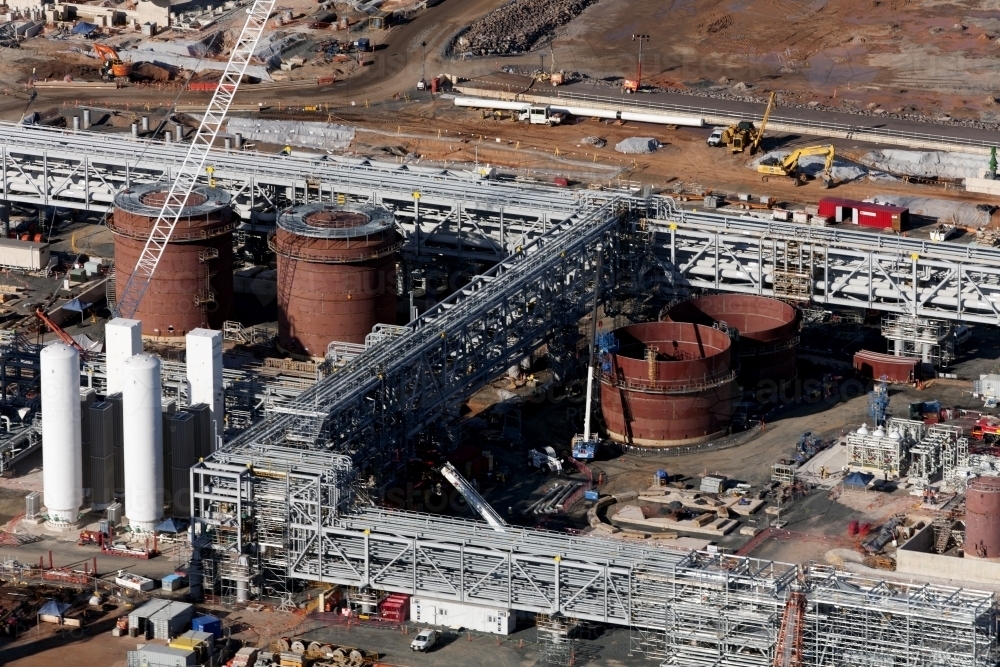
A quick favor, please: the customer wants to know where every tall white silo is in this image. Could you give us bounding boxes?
[122,353,163,532]
[41,342,82,528]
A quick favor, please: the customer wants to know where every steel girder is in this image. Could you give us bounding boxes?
[220,200,626,474]
[0,123,584,261]
[650,223,1000,324]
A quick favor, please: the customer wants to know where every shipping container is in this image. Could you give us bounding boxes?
[852,350,921,383]
[0,238,50,271]
[380,593,410,622]
[410,597,515,635]
[191,614,222,639]
[817,197,907,231]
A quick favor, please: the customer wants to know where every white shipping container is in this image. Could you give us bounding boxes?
[410,597,515,635]
[0,238,49,271]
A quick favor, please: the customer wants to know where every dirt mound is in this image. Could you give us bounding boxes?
[454,0,600,57]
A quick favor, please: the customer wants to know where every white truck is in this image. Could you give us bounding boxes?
[528,446,563,473]
[518,105,565,125]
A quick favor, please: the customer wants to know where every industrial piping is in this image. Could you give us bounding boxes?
[453,97,705,128]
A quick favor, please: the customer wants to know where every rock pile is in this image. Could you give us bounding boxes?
[454,0,599,56]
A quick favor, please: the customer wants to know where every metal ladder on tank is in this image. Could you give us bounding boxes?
[105,266,116,310]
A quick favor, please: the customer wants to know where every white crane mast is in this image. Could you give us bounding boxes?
[113,0,277,318]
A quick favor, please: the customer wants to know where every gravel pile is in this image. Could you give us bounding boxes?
[454,0,600,57]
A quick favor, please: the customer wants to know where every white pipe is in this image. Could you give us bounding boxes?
[583,366,595,441]
[453,97,705,127]
[619,110,704,127]
[454,97,529,112]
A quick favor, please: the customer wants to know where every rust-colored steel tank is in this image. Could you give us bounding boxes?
[600,322,738,447]
[111,184,234,337]
[965,476,1000,559]
[665,295,798,386]
[273,202,400,357]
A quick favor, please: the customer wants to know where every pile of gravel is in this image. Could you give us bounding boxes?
[454,0,600,57]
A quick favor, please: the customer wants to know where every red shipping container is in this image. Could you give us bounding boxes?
[817,197,907,231]
[379,594,410,622]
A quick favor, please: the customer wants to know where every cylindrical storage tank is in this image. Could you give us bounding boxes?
[273,202,400,357]
[665,295,798,385]
[41,343,82,528]
[122,354,163,532]
[600,322,737,447]
[965,476,1000,559]
[111,184,235,338]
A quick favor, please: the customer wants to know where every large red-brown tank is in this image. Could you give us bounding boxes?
[965,476,1000,559]
[665,295,798,386]
[111,184,234,337]
[273,203,400,357]
[600,322,738,447]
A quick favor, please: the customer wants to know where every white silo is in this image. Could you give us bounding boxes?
[41,343,82,528]
[122,354,163,532]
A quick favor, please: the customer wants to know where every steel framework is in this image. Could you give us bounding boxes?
[0,120,993,659]
[803,566,996,667]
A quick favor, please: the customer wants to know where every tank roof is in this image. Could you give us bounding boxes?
[114,183,231,217]
[277,202,395,239]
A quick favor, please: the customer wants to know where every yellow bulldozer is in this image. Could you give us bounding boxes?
[719,91,776,154]
[757,144,836,187]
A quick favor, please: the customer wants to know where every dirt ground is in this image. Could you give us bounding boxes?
[4,0,1000,125]
[542,0,1000,121]
[297,98,999,215]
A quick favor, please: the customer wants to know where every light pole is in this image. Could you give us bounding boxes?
[632,34,650,90]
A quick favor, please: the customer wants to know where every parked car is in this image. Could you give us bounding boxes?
[707,127,725,147]
[411,628,437,652]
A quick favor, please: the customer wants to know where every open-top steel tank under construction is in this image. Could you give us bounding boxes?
[965,476,1000,560]
[273,202,401,357]
[111,184,235,337]
[665,294,799,386]
[600,322,737,447]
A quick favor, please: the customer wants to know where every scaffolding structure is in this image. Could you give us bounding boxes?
[909,424,966,491]
[803,566,996,667]
[629,552,796,667]
[881,314,954,367]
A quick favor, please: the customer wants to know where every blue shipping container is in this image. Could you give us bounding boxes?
[191,614,222,639]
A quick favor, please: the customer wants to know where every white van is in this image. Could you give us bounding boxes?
[411,628,437,651]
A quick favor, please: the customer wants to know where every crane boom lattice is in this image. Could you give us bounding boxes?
[112,0,276,319]
[773,590,806,667]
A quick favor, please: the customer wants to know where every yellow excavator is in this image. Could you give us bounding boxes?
[757,144,836,187]
[720,91,776,154]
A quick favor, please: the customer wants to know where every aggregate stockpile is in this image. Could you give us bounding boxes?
[226,118,355,151]
[453,0,599,56]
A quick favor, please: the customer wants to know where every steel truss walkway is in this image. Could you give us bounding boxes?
[644,199,1000,324]
[5,124,995,664]
[0,122,584,261]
